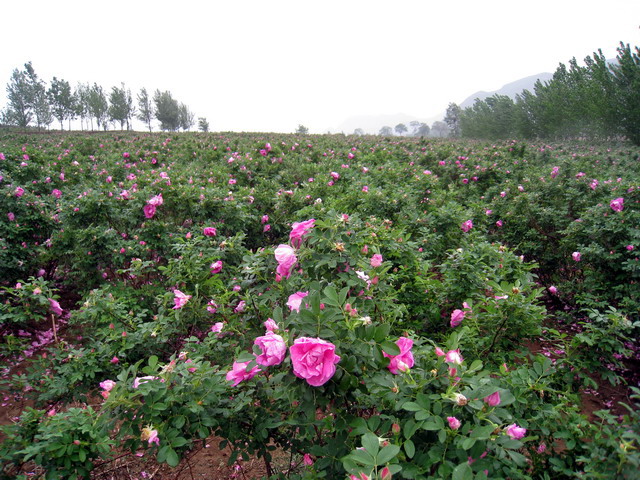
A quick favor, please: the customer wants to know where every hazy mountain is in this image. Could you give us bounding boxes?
[459,72,554,109]
[329,71,560,134]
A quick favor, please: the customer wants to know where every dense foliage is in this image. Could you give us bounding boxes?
[0,131,638,479]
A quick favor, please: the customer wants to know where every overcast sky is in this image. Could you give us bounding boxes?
[1,0,639,133]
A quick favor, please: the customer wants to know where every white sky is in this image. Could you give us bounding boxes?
[1,0,639,133]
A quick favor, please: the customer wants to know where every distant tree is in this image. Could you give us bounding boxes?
[296,124,309,134]
[87,83,109,130]
[409,120,421,136]
[444,103,462,136]
[395,123,408,136]
[74,83,91,130]
[48,77,75,130]
[178,103,195,131]
[611,42,640,145]
[416,122,430,137]
[136,88,154,132]
[4,63,36,127]
[379,125,393,136]
[154,90,180,131]
[24,63,52,130]
[431,121,450,137]
[353,128,365,136]
[198,117,210,132]
[109,83,134,130]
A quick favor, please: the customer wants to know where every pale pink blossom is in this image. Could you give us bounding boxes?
[445,349,463,364]
[211,322,224,333]
[370,254,383,268]
[254,332,287,366]
[226,360,260,386]
[203,227,217,237]
[461,220,473,232]
[287,291,308,312]
[147,194,163,206]
[264,318,279,331]
[172,290,191,309]
[210,260,223,274]
[505,423,527,439]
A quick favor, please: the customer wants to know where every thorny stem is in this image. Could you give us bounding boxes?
[51,313,58,344]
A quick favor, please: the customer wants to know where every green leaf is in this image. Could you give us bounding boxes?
[148,355,158,369]
[470,425,495,440]
[452,462,473,480]
[404,439,415,459]
[377,444,400,464]
[349,448,376,466]
[402,402,423,412]
[165,447,180,467]
[323,286,340,307]
[381,340,400,356]
[374,323,391,342]
[362,432,380,456]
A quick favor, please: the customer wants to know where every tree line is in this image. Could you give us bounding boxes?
[445,42,640,145]
[1,62,208,132]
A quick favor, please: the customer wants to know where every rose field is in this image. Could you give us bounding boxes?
[0,130,639,479]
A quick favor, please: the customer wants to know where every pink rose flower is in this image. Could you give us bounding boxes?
[15,186,25,197]
[461,220,473,233]
[226,360,260,386]
[264,318,279,331]
[261,214,269,224]
[203,227,217,237]
[274,244,297,279]
[549,286,557,295]
[147,194,163,206]
[234,300,246,313]
[289,219,315,248]
[370,254,383,268]
[383,337,415,374]
[143,204,156,219]
[210,260,223,274]
[141,427,160,446]
[207,300,218,313]
[51,189,62,199]
[211,322,224,333]
[289,337,341,386]
[172,289,191,309]
[254,332,287,366]
[484,391,501,407]
[610,197,624,212]
[505,423,527,439]
[445,349,463,365]
[132,375,159,388]
[447,416,462,430]
[303,453,314,466]
[49,298,63,316]
[627,245,634,251]
[450,309,465,328]
[572,251,581,262]
[99,380,116,392]
[287,291,308,312]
